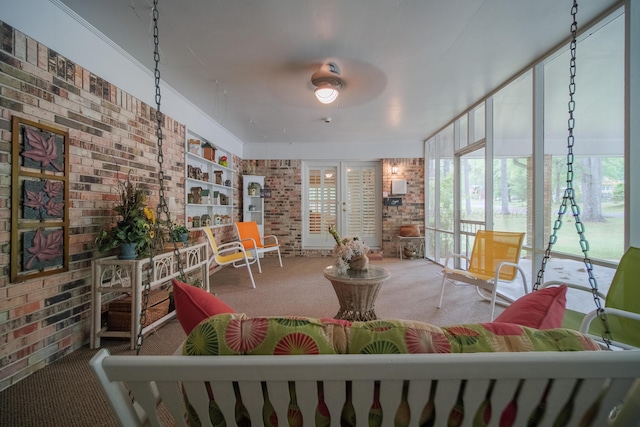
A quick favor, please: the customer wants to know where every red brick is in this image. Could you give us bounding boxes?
[12,301,40,317]
[12,323,38,339]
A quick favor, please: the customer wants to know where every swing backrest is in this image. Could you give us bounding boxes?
[604,246,640,337]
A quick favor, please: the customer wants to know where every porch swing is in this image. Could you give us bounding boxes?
[533,1,640,350]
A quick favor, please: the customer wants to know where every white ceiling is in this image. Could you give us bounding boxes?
[56,0,620,149]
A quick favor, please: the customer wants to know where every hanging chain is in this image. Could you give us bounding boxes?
[533,1,611,347]
[135,0,186,354]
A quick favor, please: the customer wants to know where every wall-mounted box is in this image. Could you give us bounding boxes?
[391,179,407,195]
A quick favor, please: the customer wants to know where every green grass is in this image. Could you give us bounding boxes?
[482,202,625,261]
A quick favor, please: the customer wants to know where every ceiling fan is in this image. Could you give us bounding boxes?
[269,57,387,109]
[311,62,345,104]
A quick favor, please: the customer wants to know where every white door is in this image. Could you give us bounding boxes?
[303,161,381,249]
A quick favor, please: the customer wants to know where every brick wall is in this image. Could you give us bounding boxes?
[246,160,303,257]
[382,158,426,257]
[0,21,198,390]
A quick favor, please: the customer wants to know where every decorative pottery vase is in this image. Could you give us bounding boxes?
[348,254,369,271]
[118,242,137,260]
[404,247,417,258]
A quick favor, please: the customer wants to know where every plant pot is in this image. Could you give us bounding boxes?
[180,233,189,244]
[118,242,137,260]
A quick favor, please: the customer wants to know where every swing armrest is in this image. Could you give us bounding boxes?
[540,280,607,300]
[580,308,640,350]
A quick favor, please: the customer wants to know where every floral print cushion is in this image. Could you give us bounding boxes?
[184,315,600,357]
[182,315,601,427]
[183,313,343,356]
[442,321,601,352]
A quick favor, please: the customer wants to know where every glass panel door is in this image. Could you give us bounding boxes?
[343,162,381,249]
[303,161,381,249]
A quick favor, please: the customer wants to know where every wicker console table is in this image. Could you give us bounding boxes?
[90,242,208,349]
[323,265,391,321]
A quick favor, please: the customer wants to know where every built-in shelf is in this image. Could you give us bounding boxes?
[243,175,265,235]
[185,131,235,229]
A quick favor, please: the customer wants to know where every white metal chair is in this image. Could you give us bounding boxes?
[438,230,528,321]
[235,221,282,273]
[203,226,256,288]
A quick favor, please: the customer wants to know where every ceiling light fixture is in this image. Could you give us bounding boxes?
[311,62,344,104]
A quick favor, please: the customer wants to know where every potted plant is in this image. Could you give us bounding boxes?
[95,174,155,259]
[170,224,189,244]
[248,182,259,196]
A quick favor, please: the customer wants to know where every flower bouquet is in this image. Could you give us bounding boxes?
[95,174,156,259]
[329,225,370,271]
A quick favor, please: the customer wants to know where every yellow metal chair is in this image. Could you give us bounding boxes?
[438,230,528,321]
[541,246,640,349]
[203,226,256,288]
[235,221,283,273]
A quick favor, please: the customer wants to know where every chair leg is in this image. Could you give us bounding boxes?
[276,248,283,268]
[438,272,448,309]
[490,285,498,321]
[254,249,262,273]
[245,261,256,288]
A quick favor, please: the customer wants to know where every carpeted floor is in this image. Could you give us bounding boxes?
[0,256,503,427]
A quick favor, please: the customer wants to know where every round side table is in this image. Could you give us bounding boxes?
[323,265,391,321]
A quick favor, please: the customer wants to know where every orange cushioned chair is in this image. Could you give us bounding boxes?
[235,221,282,273]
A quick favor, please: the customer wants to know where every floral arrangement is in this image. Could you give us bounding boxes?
[219,155,228,167]
[329,225,369,271]
[95,174,156,258]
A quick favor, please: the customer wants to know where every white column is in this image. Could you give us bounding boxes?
[625,0,639,248]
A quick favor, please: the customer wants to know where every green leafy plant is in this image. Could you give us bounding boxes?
[95,174,156,257]
[170,223,189,242]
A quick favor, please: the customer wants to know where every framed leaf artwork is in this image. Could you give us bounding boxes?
[11,117,70,283]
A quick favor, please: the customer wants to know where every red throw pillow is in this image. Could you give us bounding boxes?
[172,278,234,334]
[493,285,567,329]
